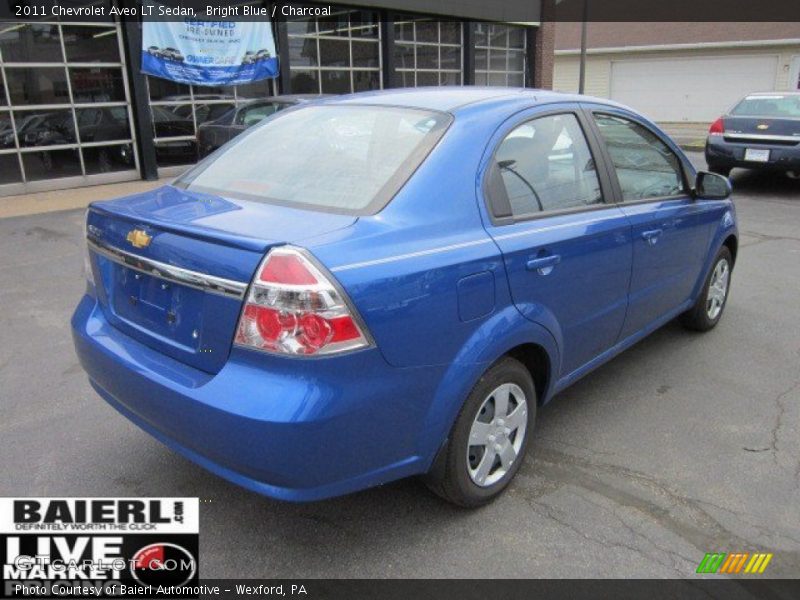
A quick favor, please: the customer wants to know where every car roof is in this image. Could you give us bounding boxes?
[326,86,621,115]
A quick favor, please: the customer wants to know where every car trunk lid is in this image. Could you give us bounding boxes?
[87,185,356,374]
[723,116,800,145]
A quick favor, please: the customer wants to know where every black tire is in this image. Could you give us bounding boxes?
[425,357,536,507]
[681,246,733,332]
[708,164,732,177]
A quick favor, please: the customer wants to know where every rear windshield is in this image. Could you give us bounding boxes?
[730,95,800,118]
[176,105,451,215]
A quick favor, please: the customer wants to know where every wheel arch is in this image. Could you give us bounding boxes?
[417,306,560,471]
[723,233,738,266]
[506,343,551,406]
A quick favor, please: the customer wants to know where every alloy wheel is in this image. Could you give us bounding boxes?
[467,383,528,487]
[706,258,730,320]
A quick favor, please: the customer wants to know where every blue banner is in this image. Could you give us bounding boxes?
[141,12,278,86]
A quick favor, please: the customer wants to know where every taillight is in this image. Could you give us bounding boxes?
[709,118,725,135]
[234,246,372,356]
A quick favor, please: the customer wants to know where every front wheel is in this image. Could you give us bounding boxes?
[681,246,733,331]
[425,357,536,507]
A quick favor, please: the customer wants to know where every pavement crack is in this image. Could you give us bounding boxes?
[768,379,800,466]
[527,447,800,574]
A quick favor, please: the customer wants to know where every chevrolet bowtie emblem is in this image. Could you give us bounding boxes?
[757,123,769,130]
[126,229,152,248]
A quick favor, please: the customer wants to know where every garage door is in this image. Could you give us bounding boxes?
[610,55,778,122]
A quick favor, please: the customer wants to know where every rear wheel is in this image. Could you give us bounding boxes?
[681,246,732,332]
[425,357,535,507]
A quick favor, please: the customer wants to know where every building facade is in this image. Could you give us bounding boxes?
[0,1,551,197]
[554,22,800,123]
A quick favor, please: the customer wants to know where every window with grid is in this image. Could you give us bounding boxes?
[394,18,463,87]
[286,8,382,94]
[145,0,279,169]
[474,23,527,87]
[0,15,138,190]
[146,75,277,168]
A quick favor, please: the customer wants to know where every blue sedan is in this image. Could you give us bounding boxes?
[72,88,738,506]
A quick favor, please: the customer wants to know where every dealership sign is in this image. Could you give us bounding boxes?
[141,8,278,86]
[1,498,199,598]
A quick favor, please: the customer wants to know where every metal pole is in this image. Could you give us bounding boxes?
[578,0,588,94]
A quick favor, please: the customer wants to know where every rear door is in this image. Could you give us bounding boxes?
[481,105,633,379]
[586,108,715,338]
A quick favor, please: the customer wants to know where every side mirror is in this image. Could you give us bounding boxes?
[694,171,732,200]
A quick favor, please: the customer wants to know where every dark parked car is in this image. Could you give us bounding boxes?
[76,107,136,171]
[0,114,44,148]
[20,112,76,147]
[150,106,196,163]
[706,91,800,178]
[196,95,327,157]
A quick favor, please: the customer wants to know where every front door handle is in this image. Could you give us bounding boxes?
[642,229,663,245]
[526,254,561,275]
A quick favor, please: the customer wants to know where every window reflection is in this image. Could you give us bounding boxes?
[83,144,135,174]
[394,18,463,87]
[0,154,22,184]
[22,149,82,181]
[0,20,137,189]
[14,110,76,147]
[6,68,70,105]
[287,9,381,94]
[0,24,62,63]
[475,23,527,87]
[76,107,131,142]
[70,68,126,103]
[62,26,120,63]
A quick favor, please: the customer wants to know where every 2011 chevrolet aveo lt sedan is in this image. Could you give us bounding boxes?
[72,88,738,507]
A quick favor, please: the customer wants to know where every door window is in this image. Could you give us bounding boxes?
[491,113,603,217]
[593,114,685,201]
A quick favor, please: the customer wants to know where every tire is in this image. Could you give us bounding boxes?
[708,164,732,177]
[681,246,733,332]
[425,357,536,507]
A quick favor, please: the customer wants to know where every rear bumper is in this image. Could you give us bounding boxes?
[71,295,445,501]
[705,135,800,170]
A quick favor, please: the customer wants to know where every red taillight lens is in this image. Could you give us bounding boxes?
[258,253,318,285]
[709,118,725,135]
[235,246,371,356]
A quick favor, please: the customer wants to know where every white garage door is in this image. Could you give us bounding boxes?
[610,55,778,122]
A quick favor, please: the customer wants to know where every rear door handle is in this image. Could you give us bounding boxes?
[526,254,561,275]
[642,229,663,245]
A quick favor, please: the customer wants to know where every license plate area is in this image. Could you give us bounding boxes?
[110,265,203,350]
[744,148,770,162]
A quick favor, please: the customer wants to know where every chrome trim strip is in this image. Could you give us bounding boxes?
[330,238,493,272]
[723,133,800,143]
[87,237,248,299]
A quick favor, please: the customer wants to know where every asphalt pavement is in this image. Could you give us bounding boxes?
[1,153,798,578]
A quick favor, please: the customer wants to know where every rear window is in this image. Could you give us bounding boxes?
[176,105,452,215]
[731,95,800,118]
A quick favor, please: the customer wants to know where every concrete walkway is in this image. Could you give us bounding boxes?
[0,178,166,220]
[657,122,710,151]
